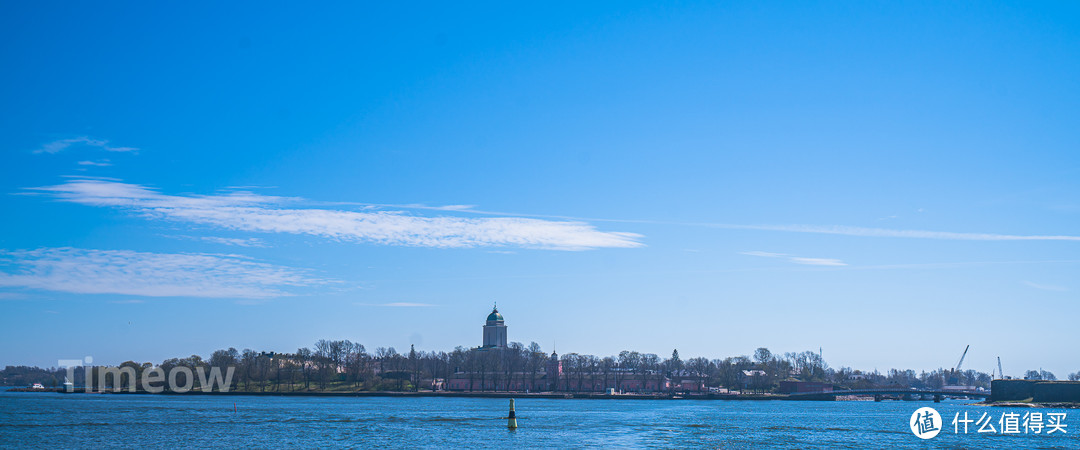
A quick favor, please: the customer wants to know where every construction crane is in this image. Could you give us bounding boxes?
[998,356,1005,380]
[946,345,970,386]
[956,345,970,372]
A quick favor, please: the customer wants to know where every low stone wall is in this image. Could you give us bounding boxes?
[1034,381,1080,403]
[991,380,1080,403]
[991,379,1036,401]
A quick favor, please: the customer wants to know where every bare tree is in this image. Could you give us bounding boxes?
[525,342,544,392]
[641,353,661,392]
[619,351,642,392]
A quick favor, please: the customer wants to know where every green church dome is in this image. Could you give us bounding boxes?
[487,308,503,322]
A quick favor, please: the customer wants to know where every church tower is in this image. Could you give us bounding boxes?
[546,350,563,391]
[482,305,507,348]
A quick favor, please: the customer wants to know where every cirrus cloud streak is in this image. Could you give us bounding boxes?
[0,247,327,299]
[741,250,847,266]
[29,179,644,251]
[726,224,1080,242]
[34,137,138,154]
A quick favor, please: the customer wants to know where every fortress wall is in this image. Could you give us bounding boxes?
[1033,381,1080,403]
[992,379,1080,403]
[991,379,1036,401]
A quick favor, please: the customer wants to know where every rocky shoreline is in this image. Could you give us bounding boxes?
[5,388,783,400]
[984,401,1080,409]
[11,387,1078,407]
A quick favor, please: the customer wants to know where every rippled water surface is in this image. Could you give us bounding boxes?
[1,390,1076,448]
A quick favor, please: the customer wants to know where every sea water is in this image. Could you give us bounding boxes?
[0,390,1075,448]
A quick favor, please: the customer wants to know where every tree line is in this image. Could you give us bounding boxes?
[3,341,1077,393]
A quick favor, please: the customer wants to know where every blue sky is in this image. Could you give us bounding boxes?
[1,1,1078,377]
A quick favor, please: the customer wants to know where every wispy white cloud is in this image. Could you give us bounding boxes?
[741,251,847,266]
[0,247,328,299]
[164,235,267,248]
[77,159,113,167]
[726,224,1080,242]
[350,205,1080,243]
[198,236,266,247]
[29,179,644,251]
[837,259,1080,271]
[404,203,476,211]
[1022,281,1068,292]
[224,185,279,190]
[787,256,847,266]
[33,137,138,154]
[741,251,785,258]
